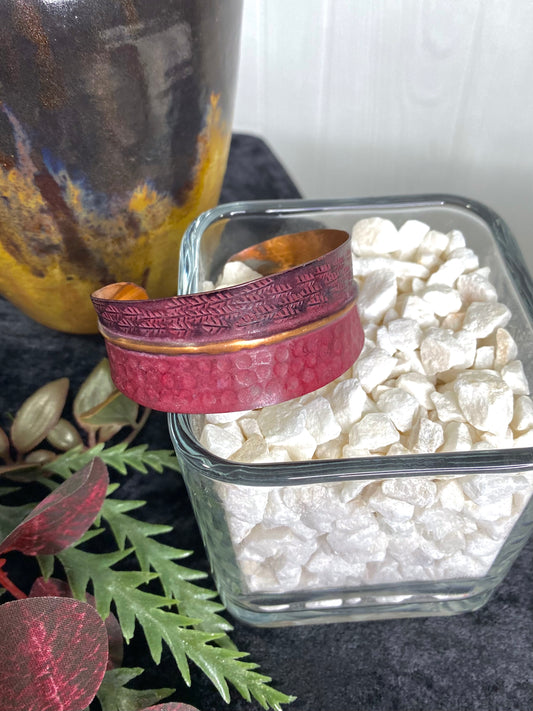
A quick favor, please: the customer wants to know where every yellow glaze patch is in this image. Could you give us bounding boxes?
[0,94,231,333]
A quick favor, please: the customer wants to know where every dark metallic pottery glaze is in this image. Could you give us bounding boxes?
[0,0,243,332]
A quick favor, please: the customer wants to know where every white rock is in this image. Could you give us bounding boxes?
[426,255,469,287]
[257,401,317,459]
[440,421,473,452]
[205,409,252,424]
[306,541,366,583]
[329,378,369,432]
[217,260,262,287]
[280,483,327,516]
[435,552,489,578]
[342,444,373,458]
[257,401,305,443]
[220,484,270,524]
[462,474,527,505]
[238,416,262,438]
[513,429,533,447]
[262,489,315,536]
[338,480,372,503]
[480,427,514,449]
[416,250,442,270]
[400,295,439,328]
[383,307,401,323]
[200,423,243,460]
[501,360,530,395]
[396,372,436,409]
[407,417,444,454]
[365,559,403,584]
[381,477,437,508]
[272,557,303,589]
[327,525,389,563]
[430,390,464,423]
[456,272,498,304]
[368,489,415,522]
[438,479,465,511]
[351,256,429,280]
[494,328,518,369]
[420,285,462,317]
[417,507,464,541]
[387,442,411,456]
[512,395,533,432]
[357,269,398,323]
[245,563,279,593]
[473,346,495,369]
[315,436,346,460]
[301,396,341,444]
[464,531,502,558]
[376,325,396,355]
[230,435,270,463]
[353,348,397,393]
[386,318,423,353]
[462,301,512,338]
[478,515,517,541]
[436,528,466,555]
[238,525,302,562]
[440,312,465,331]
[464,496,514,522]
[376,388,420,432]
[420,328,476,376]
[395,219,430,259]
[418,229,449,257]
[444,230,466,254]
[351,217,399,256]
[268,447,293,462]
[226,515,256,544]
[454,369,514,435]
[349,413,400,451]
[390,351,426,377]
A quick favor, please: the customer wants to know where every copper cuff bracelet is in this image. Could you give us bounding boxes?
[91,229,364,413]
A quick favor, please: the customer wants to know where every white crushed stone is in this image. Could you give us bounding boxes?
[196,218,533,596]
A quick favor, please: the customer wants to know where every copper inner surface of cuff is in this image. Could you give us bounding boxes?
[228,228,349,274]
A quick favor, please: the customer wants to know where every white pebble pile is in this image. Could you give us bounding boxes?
[198,217,533,595]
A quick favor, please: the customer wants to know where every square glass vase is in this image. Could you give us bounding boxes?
[169,194,533,627]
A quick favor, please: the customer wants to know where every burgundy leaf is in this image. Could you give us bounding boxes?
[142,705,201,711]
[0,596,108,711]
[0,458,108,556]
[30,576,123,670]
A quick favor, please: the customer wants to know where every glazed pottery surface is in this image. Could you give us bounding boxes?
[0,0,243,332]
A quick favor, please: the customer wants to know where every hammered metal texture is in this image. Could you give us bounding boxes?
[105,306,363,413]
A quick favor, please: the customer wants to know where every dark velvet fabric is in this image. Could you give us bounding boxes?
[1,134,531,711]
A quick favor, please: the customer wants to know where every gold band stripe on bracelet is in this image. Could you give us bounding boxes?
[100,300,356,356]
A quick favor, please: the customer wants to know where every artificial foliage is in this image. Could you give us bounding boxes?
[0,360,295,711]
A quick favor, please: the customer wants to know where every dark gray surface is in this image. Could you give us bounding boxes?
[1,134,531,711]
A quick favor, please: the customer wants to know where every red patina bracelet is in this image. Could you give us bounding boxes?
[91,229,364,413]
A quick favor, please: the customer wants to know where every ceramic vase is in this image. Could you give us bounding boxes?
[0,0,243,332]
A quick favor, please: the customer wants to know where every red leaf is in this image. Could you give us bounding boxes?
[143,705,201,711]
[30,577,123,670]
[0,458,108,555]
[0,596,108,711]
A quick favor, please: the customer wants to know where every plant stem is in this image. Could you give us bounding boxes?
[122,407,152,445]
[0,559,28,599]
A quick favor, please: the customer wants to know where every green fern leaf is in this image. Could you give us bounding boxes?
[57,540,294,709]
[47,444,105,477]
[99,443,181,475]
[100,498,234,640]
[96,667,174,711]
[47,443,181,478]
